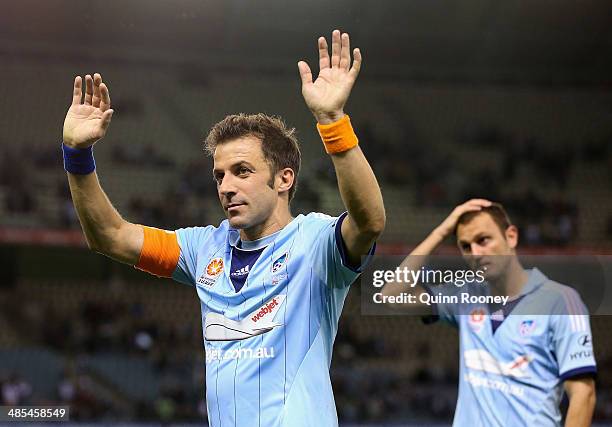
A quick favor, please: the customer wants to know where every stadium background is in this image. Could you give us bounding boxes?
[1,0,612,425]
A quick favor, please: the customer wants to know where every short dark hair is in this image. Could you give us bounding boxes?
[204,113,301,202]
[455,202,512,235]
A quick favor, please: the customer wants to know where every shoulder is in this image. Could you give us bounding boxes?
[175,220,231,246]
[298,212,345,242]
[305,211,337,222]
[536,279,589,316]
[302,211,342,229]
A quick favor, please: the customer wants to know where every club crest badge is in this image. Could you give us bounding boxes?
[271,253,289,273]
[519,320,536,336]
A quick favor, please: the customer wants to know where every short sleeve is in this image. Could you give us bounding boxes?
[313,212,376,289]
[550,288,597,380]
[172,226,215,286]
[422,281,464,327]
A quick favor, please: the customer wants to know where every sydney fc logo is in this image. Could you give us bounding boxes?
[271,253,289,273]
[519,320,536,336]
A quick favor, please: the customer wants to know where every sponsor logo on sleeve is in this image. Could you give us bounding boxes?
[569,350,593,361]
[578,334,592,348]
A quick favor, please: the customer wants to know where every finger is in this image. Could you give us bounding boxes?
[92,73,102,108]
[339,33,350,70]
[461,205,486,213]
[84,74,93,105]
[99,109,114,133]
[99,82,111,111]
[72,76,82,105]
[318,37,330,71]
[456,200,492,215]
[331,29,341,68]
[466,198,493,207]
[349,48,362,79]
[297,61,313,86]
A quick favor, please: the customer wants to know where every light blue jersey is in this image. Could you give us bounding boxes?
[171,212,372,427]
[428,268,596,426]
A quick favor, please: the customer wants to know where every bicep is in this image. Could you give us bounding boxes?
[104,221,144,265]
[564,376,596,399]
[340,214,378,266]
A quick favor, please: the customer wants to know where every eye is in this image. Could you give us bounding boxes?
[478,237,490,245]
[238,167,250,176]
[213,174,223,185]
[460,243,470,251]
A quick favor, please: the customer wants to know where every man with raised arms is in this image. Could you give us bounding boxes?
[382,199,596,426]
[61,30,384,426]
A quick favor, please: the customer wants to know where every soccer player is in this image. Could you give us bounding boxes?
[61,30,384,426]
[382,199,596,427]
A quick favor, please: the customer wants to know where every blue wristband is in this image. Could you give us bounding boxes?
[62,143,96,175]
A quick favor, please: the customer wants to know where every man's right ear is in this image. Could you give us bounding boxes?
[277,168,295,195]
[505,225,519,250]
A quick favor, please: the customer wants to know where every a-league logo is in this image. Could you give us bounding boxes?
[469,308,486,333]
[198,257,224,287]
[207,258,224,276]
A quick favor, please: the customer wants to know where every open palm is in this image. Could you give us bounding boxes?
[63,73,114,148]
[298,30,362,124]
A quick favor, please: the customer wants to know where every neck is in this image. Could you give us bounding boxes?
[489,257,529,298]
[240,205,293,241]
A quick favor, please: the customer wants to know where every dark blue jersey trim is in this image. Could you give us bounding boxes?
[559,366,597,381]
[334,212,376,273]
[421,282,440,324]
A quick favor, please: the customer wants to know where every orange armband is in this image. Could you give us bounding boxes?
[316,114,359,154]
[135,225,181,278]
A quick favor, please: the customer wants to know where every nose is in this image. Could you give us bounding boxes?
[218,174,237,197]
[471,243,485,257]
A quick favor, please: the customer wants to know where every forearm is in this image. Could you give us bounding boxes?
[381,230,444,301]
[565,392,595,427]
[67,171,131,254]
[330,146,385,236]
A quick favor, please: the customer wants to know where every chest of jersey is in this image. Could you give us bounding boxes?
[459,305,556,382]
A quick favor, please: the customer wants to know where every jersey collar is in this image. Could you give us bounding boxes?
[228,215,304,250]
[519,267,548,296]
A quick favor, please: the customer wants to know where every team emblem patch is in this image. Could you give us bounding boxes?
[198,257,224,287]
[519,320,536,336]
[271,253,289,273]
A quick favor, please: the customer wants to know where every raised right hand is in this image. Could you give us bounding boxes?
[435,199,492,238]
[63,73,114,149]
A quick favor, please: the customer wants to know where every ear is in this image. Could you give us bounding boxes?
[276,168,295,195]
[505,225,519,250]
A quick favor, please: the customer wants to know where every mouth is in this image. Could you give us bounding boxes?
[225,202,246,213]
[476,261,491,271]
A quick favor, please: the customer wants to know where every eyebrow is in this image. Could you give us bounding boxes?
[212,160,255,177]
[458,232,490,245]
